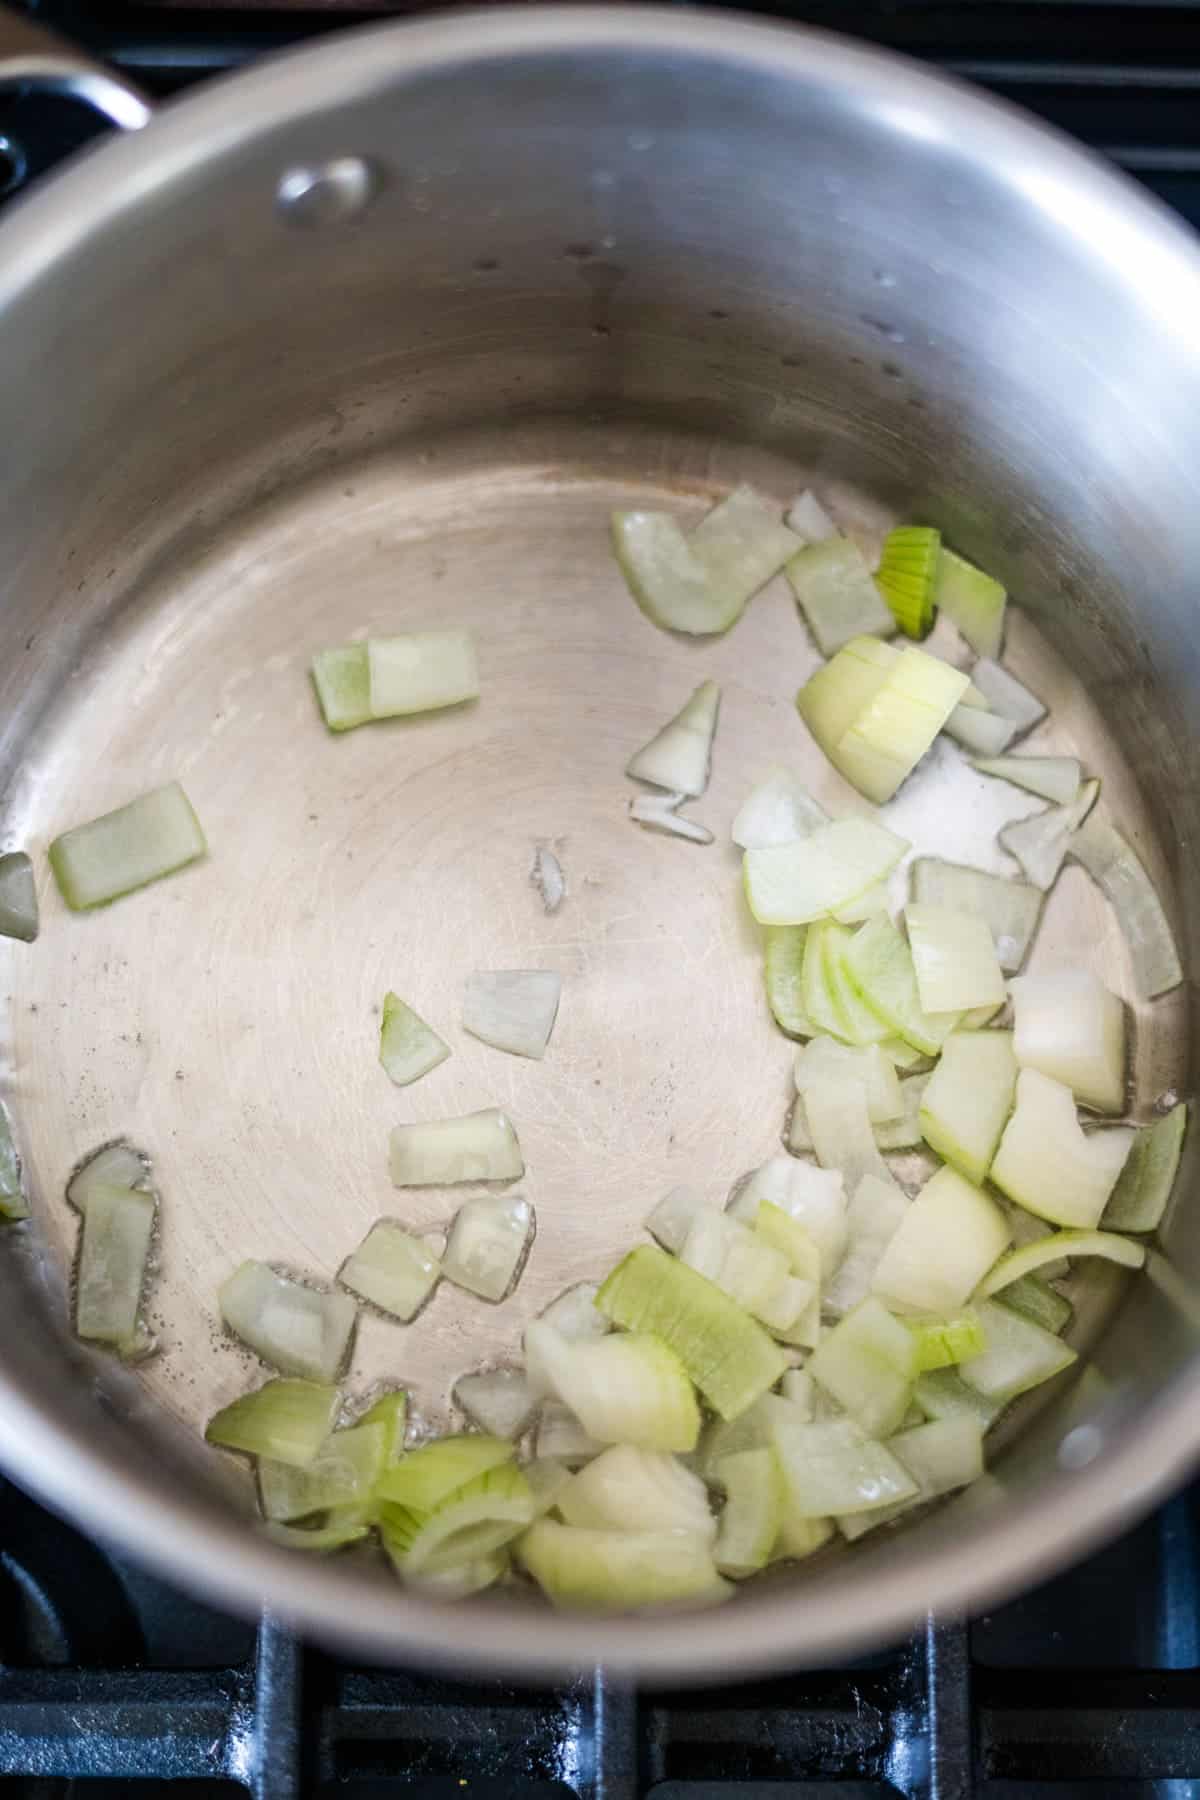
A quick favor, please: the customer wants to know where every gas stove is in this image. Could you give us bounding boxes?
[4,2,1200,1793]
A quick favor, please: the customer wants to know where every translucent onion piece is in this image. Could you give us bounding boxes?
[810,1296,918,1436]
[647,1185,720,1255]
[75,1183,156,1343]
[822,922,894,1046]
[732,769,828,850]
[524,1456,572,1515]
[1068,814,1183,999]
[796,634,897,749]
[379,993,450,1087]
[803,1078,891,1189]
[49,781,206,911]
[530,846,566,914]
[960,1298,1077,1402]
[1002,1274,1073,1336]
[538,1281,610,1341]
[774,1509,836,1562]
[680,1212,792,1323]
[838,1415,984,1541]
[1103,1101,1187,1232]
[1010,968,1126,1114]
[787,536,895,657]
[700,1391,797,1481]
[871,1166,1011,1315]
[727,1157,847,1278]
[454,1368,537,1439]
[389,1108,524,1186]
[377,1435,514,1512]
[875,525,941,639]
[358,1389,408,1464]
[770,1413,918,1517]
[267,1518,370,1553]
[873,1073,931,1151]
[991,1070,1134,1228]
[596,1244,787,1420]
[626,680,720,797]
[943,704,1017,757]
[259,1420,386,1522]
[611,510,718,631]
[0,1101,27,1221]
[919,1030,1017,1186]
[558,1445,716,1541]
[832,648,970,804]
[714,1447,785,1577]
[743,817,910,926]
[909,857,1042,973]
[384,1463,536,1576]
[366,628,479,719]
[205,1379,340,1467]
[880,1035,927,1070]
[534,1402,605,1466]
[973,755,1082,805]
[785,489,839,543]
[823,1174,909,1319]
[66,1140,152,1215]
[753,1204,821,1345]
[971,659,1046,733]
[463,970,562,1062]
[219,1261,357,1381]
[999,778,1100,890]
[905,1310,987,1371]
[800,919,849,1041]
[841,912,961,1057]
[1004,1200,1070,1280]
[688,484,802,606]
[763,925,816,1037]
[979,1227,1144,1298]
[0,851,38,942]
[628,794,715,844]
[914,1368,1003,1431]
[311,643,370,732]
[933,548,1006,659]
[524,1320,700,1452]
[905,903,1006,1014]
[796,1038,903,1123]
[833,882,891,926]
[780,1368,816,1416]
[403,1552,509,1596]
[339,1221,441,1321]
[517,1519,730,1611]
[443,1194,534,1302]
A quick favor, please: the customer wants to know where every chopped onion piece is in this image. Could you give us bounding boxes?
[822,921,895,1046]
[880,1036,927,1070]
[680,1212,792,1324]
[824,1174,909,1318]
[389,1108,523,1186]
[753,1204,821,1346]
[259,1421,386,1522]
[219,1262,356,1382]
[919,1030,1017,1185]
[367,628,479,719]
[0,851,37,942]
[838,1415,984,1541]
[871,1166,1011,1315]
[1004,1200,1070,1279]
[763,925,816,1037]
[311,643,370,732]
[66,1140,152,1215]
[525,1456,572,1515]
[1010,969,1126,1114]
[688,484,802,605]
[799,918,848,1040]
[770,1413,918,1517]
[443,1194,534,1302]
[596,1244,787,1420]
[628,793,715,844]
[785,489,839,542]
[971,659,1046,733]
[743,817,909,926]
[700,1391,796,1480]
[559,1445,715,1541]
[780,1369,816,1416]
[358,1389,408,1464]
[796,634,897,748]
[404,1552,509,1596]
[539,1281,609,1341]
[379,993,450,1087]
[910,858,1041,973]
[377,1435,514,1511]
[810,1296,917,1436]
[833,882,891,925]
[842,912,961,1056]
[943,703,1018,756]
[626,680,720,798]
[787,537,895,657]
[796,1038,902,1123]
[904,1310,987,1370]
[463,970,562,1062]
[523,1321,700,1452]
[383,1463,535,1576]
[49,781,206,911]
[803,1078,890,1189]
[915,1368,1003,1432]
[991,1070,1133,1227]
[933,548,1006,659]
[75,1183,156,1343]
[873,1074,930,1150]
[206,1379,340,1467]
[960,1298,1077,1402]
[1002,1274,1073,1335]
[728,1157,847,1278]
[1069,814,1182,999]
[611,510,718,632]
[875,525,940,639]
[905,904,1006,1014]
[1103,1102,1187,1232]
[647,1185,720,1255]
[267,1518,370,1553]
[715,1447,785,1577]
[979,1227,1144,1297]
[0,1102,27,1222]
[535,1403,605,1466]
[774,1509,836,1562]
[830,648,970,804]
[453,1368,536,1440]
[338,1221,440,1321]
[530,846,566,914]
[999,778,1099,890]
[732,769,827,850]
[973,755,1082,805]
[518,1519,729,1611]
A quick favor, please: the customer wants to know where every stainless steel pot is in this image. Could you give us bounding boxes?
[0,2,1198,1679]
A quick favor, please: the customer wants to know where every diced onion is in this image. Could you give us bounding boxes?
[973,755,1082,805]
[453,1368,537,1438]
[523,1320,700,1452]
[971,659,1046,733]
[763,925,816,1037]
[990,1069,1134,1227]
[874,1073,930,1150]
[918,1029,1017,1186]
[943,703,1017,757]
[838,1415,984,1541]
[688,485,802,606]
[821,921,895,1045]
[534,1402,605,1466]
[383,1463,535,1576]
[714,1447,785,1577]
[66,1140,151,1214]
[339,1221,441,1321]
[626,680,720,797]
[0,851,38,942]
[379,993,450,1087]
[679,1211,792,1324]
[810,1296,918,1436]
[647,1185,720,1255]
[933,548,1006,659]
[611,511,718,632]
[875,525,940,639]
[517,1519,729,1611]
[367,628,479,719]
[0,1101,27,1222]
[960,1299,1077,1402]
[443,1194,534,1302]
[402,1551,509,1595]
[796,634,897,748]
[377,1435,514,1512]
[823,1173,908,1319]
[628,794,715,844]
[49,781,206,911]
[389,1108,524,1186]
[75,1183,156,1344]
[742,817,909,925]
[769,1413,918,1517]
[915,1368,1004,1433]
[206,1378,340,1467]
[558,1444,715,1540]
[1002,1273,1073,1335]
[870,1165,1011,1315]
[538,1281,610,1341]
[904,1310,987,1371]
[829,648,970,804]
[978,1227,1145,1297]
[311,644,370,733]
[796,1038,902,1123]
[732,769,828,850]
[1068,814,1182,999]
[753,1204,821,1346]
[357,1389,408,1464]
[841,912,961,1056]
[727,1157,847,1278]
[463,970,562,1061]
[785,489,839,542]
[267,1518,370,1554]
[219,1261,357,1382]
[1103,1102,1187,1232]
[909,857,1041,973]
[905,903,1006,1014]
[787,537,895,657]
[803,1078,891,1190]
[259,1420,386,1522]
[1010,968,1126,1114]
[1000,778,1099,889]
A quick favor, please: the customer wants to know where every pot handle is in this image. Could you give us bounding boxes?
[0,6,151,131]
